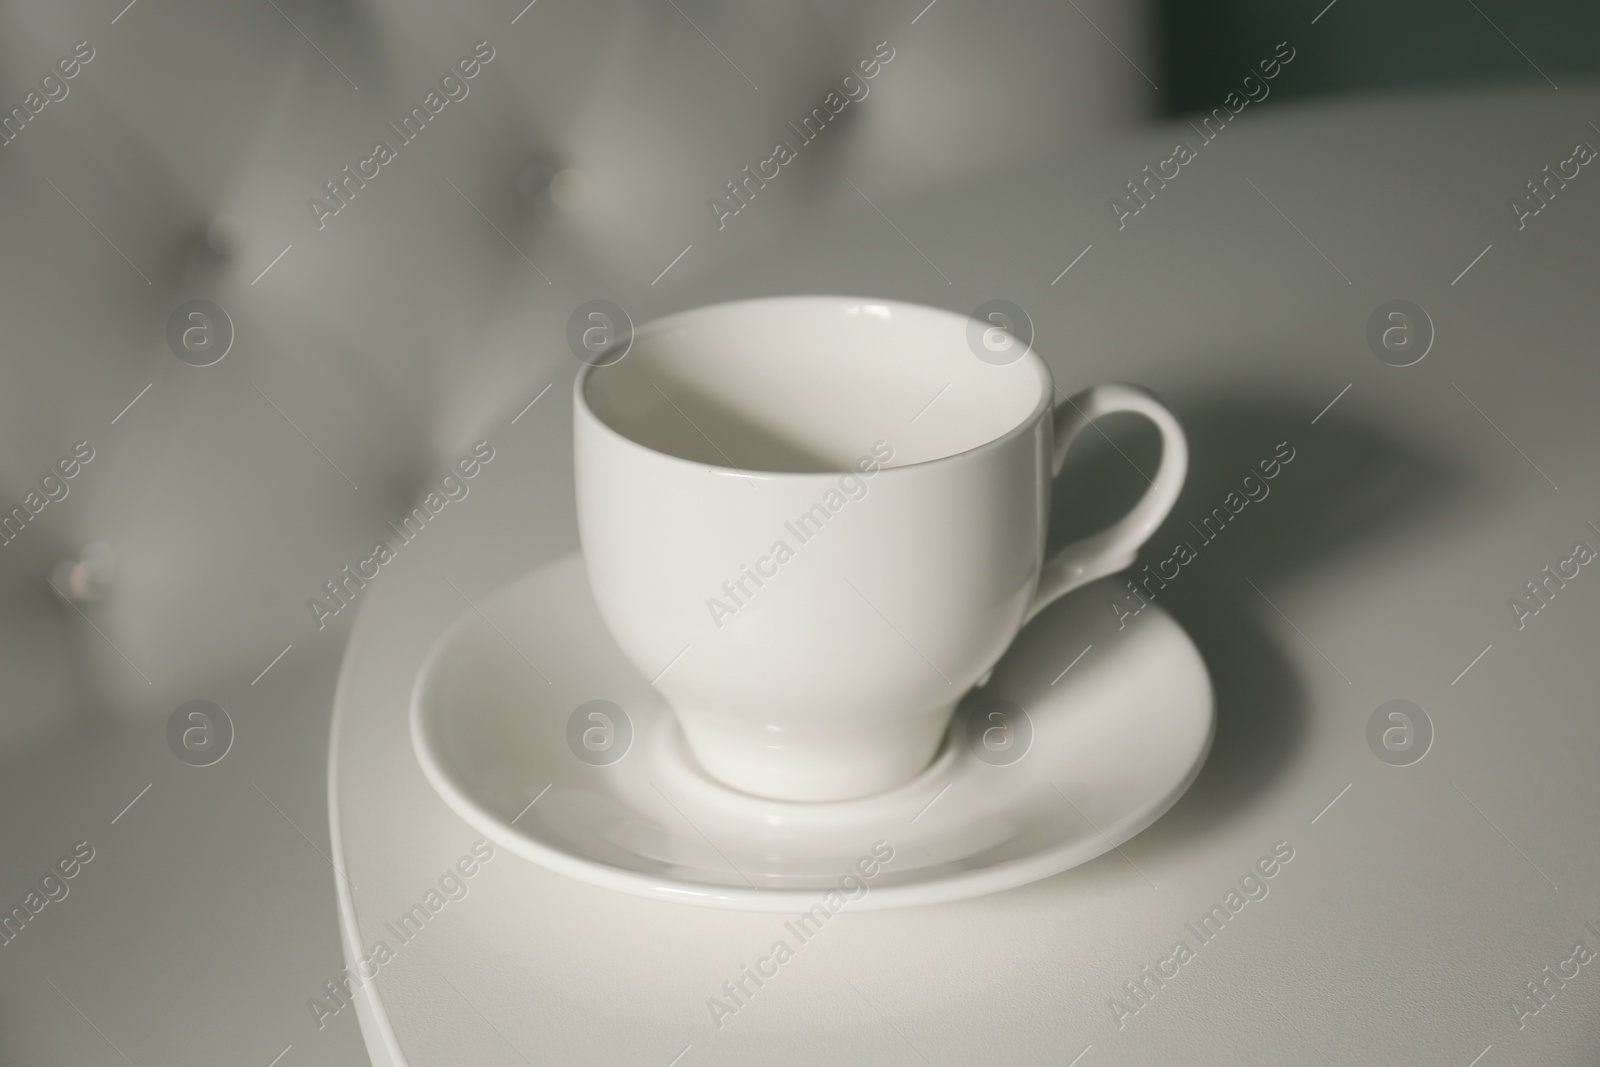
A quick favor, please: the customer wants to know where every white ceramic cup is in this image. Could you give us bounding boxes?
[574,296,1186,802]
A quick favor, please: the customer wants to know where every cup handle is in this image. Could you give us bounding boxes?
[1024,383,1188,624]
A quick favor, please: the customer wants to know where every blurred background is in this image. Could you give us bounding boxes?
[3,0,1594,745]
[0,0,1592,1063]
[1157,0,1598,112]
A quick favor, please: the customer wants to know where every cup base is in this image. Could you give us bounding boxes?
[673,702,958,803]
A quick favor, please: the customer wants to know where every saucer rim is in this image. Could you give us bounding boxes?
[408,556,1216,912]
[414,711,1215,912]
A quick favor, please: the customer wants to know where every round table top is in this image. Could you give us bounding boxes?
[331,83,1600,1066]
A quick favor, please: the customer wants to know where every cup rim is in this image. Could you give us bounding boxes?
[573,294,1056,481]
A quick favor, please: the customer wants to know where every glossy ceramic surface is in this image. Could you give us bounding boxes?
[574,296,1187,800]
[411,552,1214,911]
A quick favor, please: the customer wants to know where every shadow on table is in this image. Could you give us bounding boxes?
[1047,391,1473,852]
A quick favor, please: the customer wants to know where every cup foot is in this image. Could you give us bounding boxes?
[676,706,956,803]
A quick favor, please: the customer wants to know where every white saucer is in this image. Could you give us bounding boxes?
[411,552,1213,911]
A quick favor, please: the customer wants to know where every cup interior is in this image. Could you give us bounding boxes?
[581,297,1050,474]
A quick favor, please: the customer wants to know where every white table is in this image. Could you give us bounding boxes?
[331,85,1600,1066]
